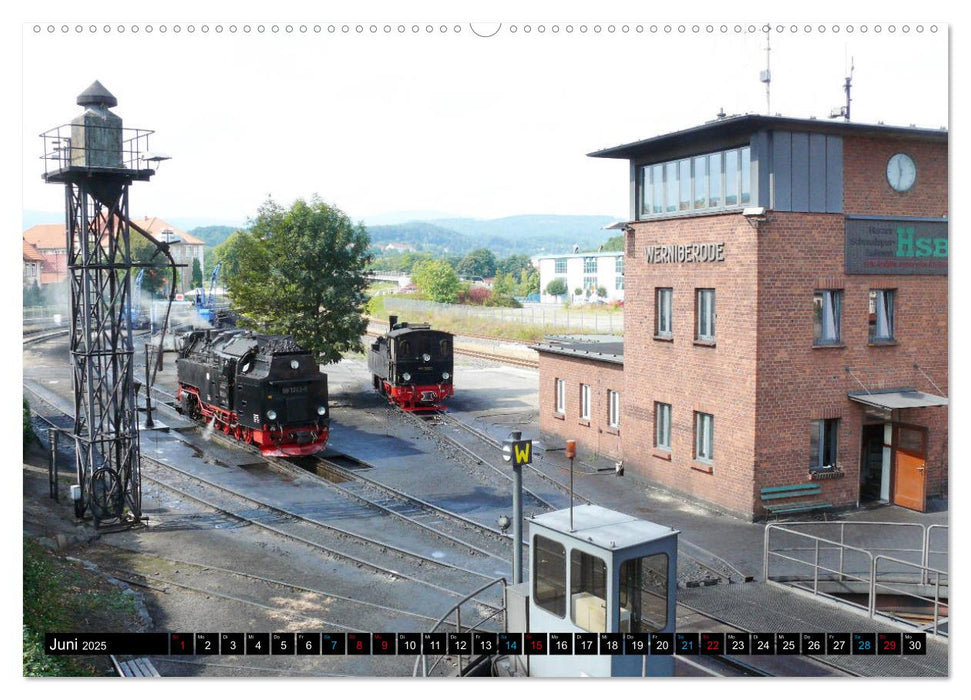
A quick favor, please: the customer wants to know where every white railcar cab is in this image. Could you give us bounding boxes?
[509,504,678,677]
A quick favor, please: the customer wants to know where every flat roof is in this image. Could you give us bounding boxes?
[531,504,678,551]
[531,335,623,365]
[588,114,948,161]
[536,251,624,260]
[848,389,948,410]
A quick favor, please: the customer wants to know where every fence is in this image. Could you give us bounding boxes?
[385,297,624,334]
[764,522,948,635]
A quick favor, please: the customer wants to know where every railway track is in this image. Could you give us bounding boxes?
[25,385,506,625]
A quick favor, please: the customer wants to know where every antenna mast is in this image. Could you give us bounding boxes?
[830,56,855,121]
[760,32,772,114]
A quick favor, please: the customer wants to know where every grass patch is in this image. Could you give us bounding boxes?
[23,538,139,676]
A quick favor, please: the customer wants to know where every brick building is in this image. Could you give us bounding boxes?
[536,116,947,519]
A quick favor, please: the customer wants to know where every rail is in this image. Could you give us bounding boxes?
[764,524,948,636]
[414,577,507,678]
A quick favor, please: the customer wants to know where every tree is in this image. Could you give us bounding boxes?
[496,253,533,278]
[191,258,203,288]
[412,259,461,303]
[131,231,170,296]
[227,196,373,364]
[601,235,625,252]
[545,278,567,297]
[212,230,250,287]
[456,248,497,278]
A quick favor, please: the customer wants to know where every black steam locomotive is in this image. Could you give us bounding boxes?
[368,316,454,411]
[175,329,329,456]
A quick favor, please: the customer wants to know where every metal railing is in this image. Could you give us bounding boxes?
[764,523,948,636]
[39,123,155,177]
[414,577,507,678]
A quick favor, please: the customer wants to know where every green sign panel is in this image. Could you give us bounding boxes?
[845,219,948,275]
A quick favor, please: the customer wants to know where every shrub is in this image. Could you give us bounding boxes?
[23,397,35,449]
[545,279,567,296]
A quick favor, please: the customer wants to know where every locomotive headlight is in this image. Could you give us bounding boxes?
[266,409,278,421]
[290,360,299,369]
[442,372,450,380]
[402,372,411,382]
[422,353,431,362]
[317,406,327,416]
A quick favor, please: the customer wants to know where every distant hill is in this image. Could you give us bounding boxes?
[188,225,245,248]
[368,214,620,258]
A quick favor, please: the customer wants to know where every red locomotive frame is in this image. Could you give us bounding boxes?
[380,381,454,412]
[177,385,329,456]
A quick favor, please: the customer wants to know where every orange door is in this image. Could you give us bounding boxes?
[893,425,927,512]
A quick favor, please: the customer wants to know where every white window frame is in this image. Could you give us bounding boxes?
[869,289,895,342]
[554,259,567,274]
[813,289,843,345]
[696,288,715,341]
[810,418,839,471]
[555,378,565,414]
[608,390,620,429]
[656,288,673,337]
[580,384,591,421]
[655,402,672,451]
[695,412,714,463]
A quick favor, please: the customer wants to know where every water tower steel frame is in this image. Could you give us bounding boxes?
[41,82,157,525]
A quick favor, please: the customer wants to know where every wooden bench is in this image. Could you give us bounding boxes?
[114,657,161,677]
[760,484,832,515]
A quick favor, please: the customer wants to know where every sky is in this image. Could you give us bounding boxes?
[20,16,949,227]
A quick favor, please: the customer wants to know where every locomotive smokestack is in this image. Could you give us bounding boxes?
[388,315,398,329]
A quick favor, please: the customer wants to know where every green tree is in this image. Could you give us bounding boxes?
[456,248,497,278]
[496,254,533,278]
[227,196,372,364]
[412,259,461,303]
[212,230,249,286]
[519,268,540,296]
[131,232,169,296]
[601,235,625,252]
[191,258,203,288]
[492,271,516,297]
[545,278,567,296]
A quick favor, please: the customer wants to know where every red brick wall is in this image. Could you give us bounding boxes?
[620,214,760,518]
[843,137,948,217]
[537,353,624,460]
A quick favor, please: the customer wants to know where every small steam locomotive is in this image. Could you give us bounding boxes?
[175,329,329,456]
[368,316,454,411]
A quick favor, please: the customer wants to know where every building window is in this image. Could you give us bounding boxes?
[813,290,843,345]
[616,276,624,291]
[665,162,678,213]
[696,289,715,341]
[555,378,565,414]
[810,418,839,471]
[619,552,669,633]
[869,290,895,342]
[651,165,663,215]
[693,155,708,209]
[655,288,673,337]
[533,535,566,617]
[724,149,739,206]
[616,256,624,274]
[740,146,752,204]
[583,275,598,291]
[608,390,620,429]
[571,549,609,632]
[584,257,597,274]
[655,402,671,451]
[707,152,722,208]
[695,412,714,462]
[555,259,567,274]
[678,159,691,211]
[580,384,591,421]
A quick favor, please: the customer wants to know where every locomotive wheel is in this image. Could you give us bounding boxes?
[182,392,200,420]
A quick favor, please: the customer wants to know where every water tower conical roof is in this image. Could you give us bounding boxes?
[77,81,118,108]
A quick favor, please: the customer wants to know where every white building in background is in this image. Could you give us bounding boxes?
[536,251,625,304]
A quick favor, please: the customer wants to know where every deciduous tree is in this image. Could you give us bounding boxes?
[227,196,372,364]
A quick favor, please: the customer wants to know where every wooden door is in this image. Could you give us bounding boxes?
[893,425,927,512]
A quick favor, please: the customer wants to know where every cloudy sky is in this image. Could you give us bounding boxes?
[21,17,948,226]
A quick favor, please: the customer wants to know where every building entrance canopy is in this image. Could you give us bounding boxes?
[848,389,948,410]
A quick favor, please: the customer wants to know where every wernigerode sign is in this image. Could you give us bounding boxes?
[644,242,726,264]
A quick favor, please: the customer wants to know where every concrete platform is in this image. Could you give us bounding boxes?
[679,582,947,677]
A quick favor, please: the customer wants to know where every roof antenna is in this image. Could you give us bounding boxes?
[830,53,854,121]
[760,31,772,114]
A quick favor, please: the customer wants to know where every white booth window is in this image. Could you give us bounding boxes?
[570,549,608,633]
[619,553,669,632]
[533,535,566,617]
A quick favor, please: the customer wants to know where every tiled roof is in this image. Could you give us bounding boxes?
[130,217,205,245]
[23,239,47,263]
[23,223,66,250]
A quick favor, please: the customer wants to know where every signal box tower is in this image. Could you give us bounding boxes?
[40,82,158,525]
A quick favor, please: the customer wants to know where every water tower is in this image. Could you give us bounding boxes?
[40,82,160,525]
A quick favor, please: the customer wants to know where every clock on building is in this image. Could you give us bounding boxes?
[886,153,917,192]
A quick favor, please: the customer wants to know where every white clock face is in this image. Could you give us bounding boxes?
[887,153,917,192]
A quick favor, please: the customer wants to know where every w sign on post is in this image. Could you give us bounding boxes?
[512,440,533,467]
